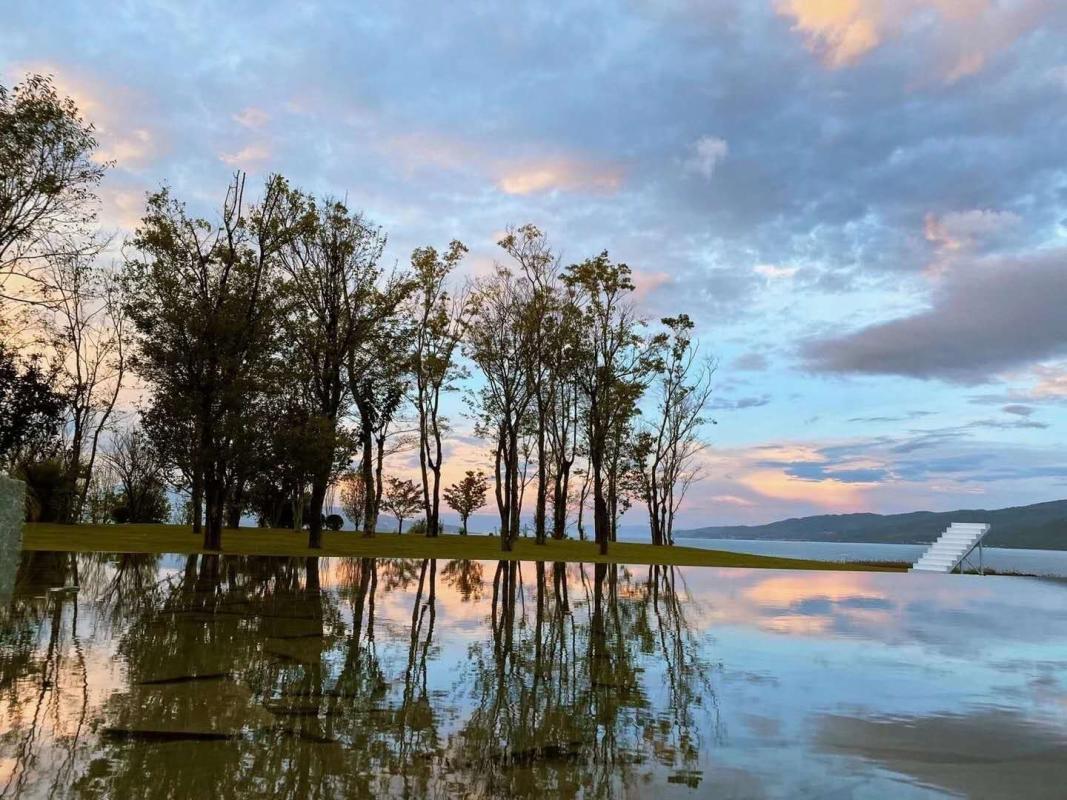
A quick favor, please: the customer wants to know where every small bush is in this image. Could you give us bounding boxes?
[407,519,428,535]
[325,513,344,531]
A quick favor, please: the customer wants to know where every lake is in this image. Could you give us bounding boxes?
[653,536,1067,577]
[2,551,1066,798]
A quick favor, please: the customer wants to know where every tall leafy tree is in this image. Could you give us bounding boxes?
[563,254,659,555]
[498,224,558,545]
[123,173,301,550]
[279,193,386,548]
[348,290,412,537]
[37,250,127,521]
[465,267,537,551]
[635,315,714,546]
[408,240,469,537]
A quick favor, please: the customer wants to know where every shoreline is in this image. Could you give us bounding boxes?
[21,523,906,572]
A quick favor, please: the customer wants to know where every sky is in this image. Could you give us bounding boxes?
[4,0,1067,530]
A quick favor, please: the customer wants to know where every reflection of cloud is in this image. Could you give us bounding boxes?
[817,710,1067,799]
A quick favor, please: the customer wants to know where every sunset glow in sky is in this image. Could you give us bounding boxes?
[5,0,1067,529]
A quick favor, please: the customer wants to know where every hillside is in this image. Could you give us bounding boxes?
[676,499,1067,550]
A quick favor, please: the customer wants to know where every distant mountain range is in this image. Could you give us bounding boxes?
[675,500,1067,550]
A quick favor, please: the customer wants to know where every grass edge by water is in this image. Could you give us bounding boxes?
[22,523,905,572]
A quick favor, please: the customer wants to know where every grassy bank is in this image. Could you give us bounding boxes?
[22,523,905,572]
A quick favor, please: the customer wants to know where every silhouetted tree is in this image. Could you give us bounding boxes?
[123,173,302,550]
[0,74,106,308]
[408,240,469,537]
[382,476,422,534]
[443,469,488,535]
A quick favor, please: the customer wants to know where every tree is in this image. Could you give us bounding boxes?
[636,315,714,546]
[0,342,63,471]
[325,513,343,531]
[123,172,302,550]
[37,250,127,521]
[0,74,107,308]
[563,254,658,555]
[349,300,413,538]
[408,240,469,537]
[381,476,422,534]
[106,427,170,524]
[465,267,537,551]
[337,470,365,532]
[498,224,558,545]
[442,470,488,535]
[278,193,386,548]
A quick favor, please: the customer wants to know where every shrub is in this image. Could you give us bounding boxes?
[325,513,343,531]
[407,519,428,536]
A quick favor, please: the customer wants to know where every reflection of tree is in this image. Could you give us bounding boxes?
[1,554,715,798]
[0,552,89,799]
[448,560,714,797]
[441,559,484,601]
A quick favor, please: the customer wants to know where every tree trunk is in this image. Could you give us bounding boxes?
[592,462,609,556]
[307,477,327,549]
[534,395,547,545]
[191,470,203,534]
[203,477,224,551]
[360,430,376,536]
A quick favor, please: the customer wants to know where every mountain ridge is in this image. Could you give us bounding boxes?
[675,499,1067,550]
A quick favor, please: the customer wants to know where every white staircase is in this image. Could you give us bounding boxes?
[910,522,990,574]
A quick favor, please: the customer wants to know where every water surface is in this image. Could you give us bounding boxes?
[1,552,1066,798]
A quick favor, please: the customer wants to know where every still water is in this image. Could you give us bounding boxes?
[1,552,1066,798]
[665,537,1067,577]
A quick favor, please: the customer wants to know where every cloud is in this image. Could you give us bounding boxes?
[233,107,270,129]
[733,352,769,371]
[848,411,934,423]
[1001,404,1034,417]
[7,61,164,169]
[923,209,1020,254]
[219,142,272,170]
[775,0,1052,82]
[1029,364,1067,399]
[685,135,728,179]
[754,263,798,280]
[802,248,1067,383]
[776,0,884,68]
[711,394,771,410]
[495,157,623,195]
[739,468,872,509]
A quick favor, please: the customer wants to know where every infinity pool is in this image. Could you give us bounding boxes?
[1,552,1065,798]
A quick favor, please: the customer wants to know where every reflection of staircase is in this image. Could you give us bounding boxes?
[910,522,990,574]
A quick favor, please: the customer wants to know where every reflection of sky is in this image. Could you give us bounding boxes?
[3,555,1067,796]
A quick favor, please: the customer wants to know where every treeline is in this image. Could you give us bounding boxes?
[0,74,714,555]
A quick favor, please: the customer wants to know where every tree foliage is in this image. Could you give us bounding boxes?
[442,470,489,534]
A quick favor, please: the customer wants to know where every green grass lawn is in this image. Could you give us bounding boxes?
[22,523,905,572]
